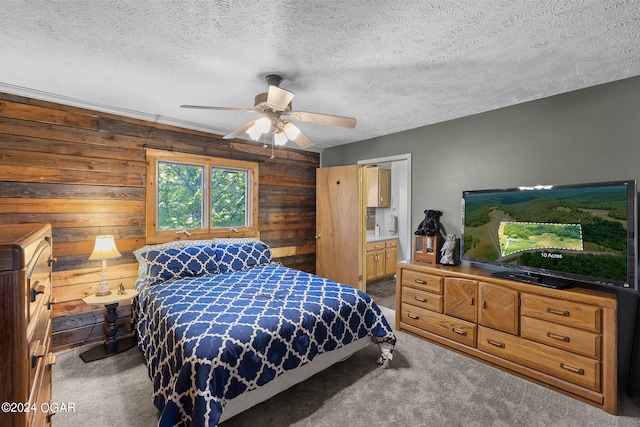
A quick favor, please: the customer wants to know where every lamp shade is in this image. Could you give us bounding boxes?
[88,235,122,260]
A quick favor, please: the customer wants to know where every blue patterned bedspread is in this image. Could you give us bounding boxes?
[134,263,396,427]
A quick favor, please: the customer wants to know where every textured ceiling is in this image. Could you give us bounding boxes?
[1,1,640,151]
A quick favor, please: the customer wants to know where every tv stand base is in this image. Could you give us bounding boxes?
[491,270,570,289]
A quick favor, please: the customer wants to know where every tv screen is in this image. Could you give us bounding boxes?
[461,180,637,291]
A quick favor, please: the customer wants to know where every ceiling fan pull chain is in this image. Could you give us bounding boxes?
[270,132,275,159]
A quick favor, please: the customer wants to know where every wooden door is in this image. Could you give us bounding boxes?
[478,282,519,334]
[316,165,363,289]
[366,249,383,281]
[444,278,477,322]
[378,168,390,207]
[385,246,398,277]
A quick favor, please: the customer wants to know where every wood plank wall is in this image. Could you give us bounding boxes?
[0,92,319,352]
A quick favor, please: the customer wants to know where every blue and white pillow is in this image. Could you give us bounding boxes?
[141,245,219,285]
[134,239,217,279]
[215,241,272,273]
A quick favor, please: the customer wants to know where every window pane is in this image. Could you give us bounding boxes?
[157,162,204,230]
[210,167,247,228]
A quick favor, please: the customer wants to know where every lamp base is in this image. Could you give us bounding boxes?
[95,289,112,296]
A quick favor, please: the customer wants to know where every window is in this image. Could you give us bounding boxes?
[145,148,259,243]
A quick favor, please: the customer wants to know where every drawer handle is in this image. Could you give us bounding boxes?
[47,411,56,423]
[451,327,467,336]
[546,331,570,342]
[560,362,584,375]
[407,312,419,320]
[414,279,427,285]
[30,282,46,302]
[414,296,427,303]
[546,307,570,317]
[31,341,47,368]
[487,338,505,348]
[470,297,474,306]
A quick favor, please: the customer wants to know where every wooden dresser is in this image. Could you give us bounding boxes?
[396,260,618,414]
[0,223,56,427]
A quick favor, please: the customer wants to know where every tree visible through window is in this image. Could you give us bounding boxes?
[145,148,258,242]
[210,168,247,228]
[158,162,204,230]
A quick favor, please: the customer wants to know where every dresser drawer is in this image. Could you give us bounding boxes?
[27,239,53,325]
[521,316,601,359]
[478,326,600,391]
[27,331,56,427]
[366,241,386,251]
[401,269,443,294]
[28,279,51,339]
[28,309,51,392]
[29,343,54,427]
[521,294,601,333]
[385,239,398,248]
[402,286,443,313]
[401,303,476,347]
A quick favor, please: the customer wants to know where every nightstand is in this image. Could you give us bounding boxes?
[79,289,139,362]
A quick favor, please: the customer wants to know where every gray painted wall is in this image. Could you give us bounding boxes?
[322,75,640,390]
[323,75,640,237]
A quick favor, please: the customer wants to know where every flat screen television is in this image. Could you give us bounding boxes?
[461,179,637,292]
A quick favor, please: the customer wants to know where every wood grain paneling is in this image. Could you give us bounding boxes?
[0,92,319,351]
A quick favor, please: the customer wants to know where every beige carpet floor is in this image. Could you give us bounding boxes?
[52,307,640,426]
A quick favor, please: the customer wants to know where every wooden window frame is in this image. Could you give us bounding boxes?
[145,148,259,244]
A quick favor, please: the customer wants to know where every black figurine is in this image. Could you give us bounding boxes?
[414,209,443,236]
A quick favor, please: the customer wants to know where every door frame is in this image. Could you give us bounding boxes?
[358,154,412,290]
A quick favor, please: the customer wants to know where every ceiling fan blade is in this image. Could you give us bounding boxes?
[181,105,256,113]
[292,128,314,148]
[267,86,295,111]
[223,120,257,139]
[289,111,356,128]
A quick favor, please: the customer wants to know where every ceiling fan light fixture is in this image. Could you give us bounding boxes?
[246,125,261,141]
[274,130,288,146]
[181,73,357,149]
[255,116,271,133]
[283,122,300,140]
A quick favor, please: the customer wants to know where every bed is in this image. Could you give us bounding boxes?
[132,239,396,427]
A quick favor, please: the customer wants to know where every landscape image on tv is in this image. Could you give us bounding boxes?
[462,184,630,284]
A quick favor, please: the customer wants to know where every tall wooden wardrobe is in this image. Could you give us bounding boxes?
[0,223,56,427]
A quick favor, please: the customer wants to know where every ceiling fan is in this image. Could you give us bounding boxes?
[181,74,356,148]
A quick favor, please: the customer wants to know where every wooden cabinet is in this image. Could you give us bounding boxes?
[0,223,56,427]
[444,277,477,322]
[396,260,617,415]
[365,244,385,281]
[366,167,390,207]
[384,239,398,277]
[478,282,519,335]
[366,238,398,281]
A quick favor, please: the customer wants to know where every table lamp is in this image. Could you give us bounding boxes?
[89,235,121,296]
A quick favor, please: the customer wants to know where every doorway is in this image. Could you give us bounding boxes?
[358,154,412,309]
